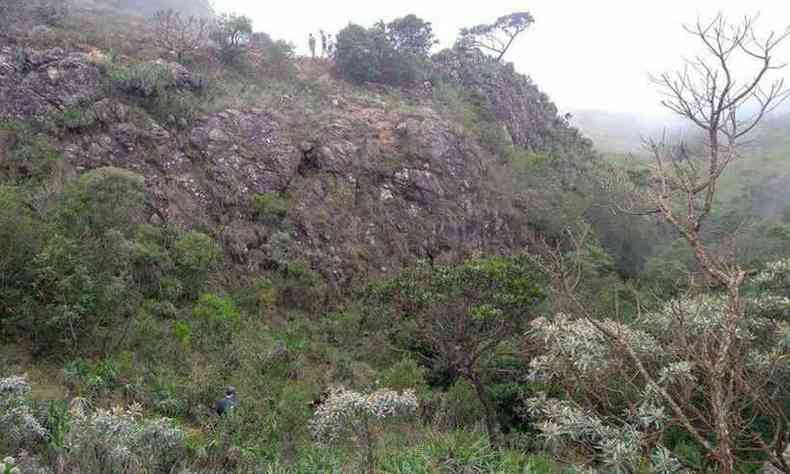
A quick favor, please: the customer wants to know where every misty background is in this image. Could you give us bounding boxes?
[103,0,790,214]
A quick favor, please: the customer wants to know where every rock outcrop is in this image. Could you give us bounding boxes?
[0,46,582,287]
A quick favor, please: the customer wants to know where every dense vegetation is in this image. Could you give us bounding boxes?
[1,2,790,473]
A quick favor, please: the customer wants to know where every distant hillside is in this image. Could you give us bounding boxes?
[569,108,688,155]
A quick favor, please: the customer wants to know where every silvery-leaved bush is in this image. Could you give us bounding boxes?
[526,260,790,472]
[309,386,418,445]
[526,395,680,473]
[66,402,186,473]
[753,258,790,285]
[0,376,47,453]
[529,314,660,380]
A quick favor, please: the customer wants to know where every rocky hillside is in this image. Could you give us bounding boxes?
[0,32,593,292]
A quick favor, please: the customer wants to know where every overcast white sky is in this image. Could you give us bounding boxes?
[216,0,790,120]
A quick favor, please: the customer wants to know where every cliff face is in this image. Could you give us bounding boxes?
[0,44,588,288]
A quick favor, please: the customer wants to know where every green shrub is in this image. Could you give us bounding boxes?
[335,18,431,86]
[192,293,239,348]
[53,105,97,131]
[63,358,119,397]
[33,233,105,350]
[173,231,220,298]
[433,380,484,430]
[54,167,145,238]
[379,357,429,397]
[335,24,384,84]
[0,120,60,185]
[129,225,177,299]
[235,277,276,318]
[250,32,296,79]
[275,261,325,311]
[211,13,253,65]
[109,61,174,97]
[193,293,238,323]
[173,320,192,346]
[0,186,42,335]
[253,192,290,225]
[379,431,532,473]
[267,230,294,268]
[145,90,202,128]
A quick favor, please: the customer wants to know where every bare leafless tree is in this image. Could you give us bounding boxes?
[534,14,790,474]
[151,9,209,62]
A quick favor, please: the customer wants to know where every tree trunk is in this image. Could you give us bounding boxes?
[359,416,375,474]
[468,373,501,448]
[711,365,736,474]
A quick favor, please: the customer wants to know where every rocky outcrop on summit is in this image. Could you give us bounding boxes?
[433,48,593,157]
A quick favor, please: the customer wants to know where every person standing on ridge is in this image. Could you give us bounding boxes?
[308,33,316,59]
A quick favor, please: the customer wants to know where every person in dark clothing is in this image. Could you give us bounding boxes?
[215,385,237,415]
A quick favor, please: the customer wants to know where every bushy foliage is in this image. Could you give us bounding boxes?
[310,386,418,471]
[2,375,187,473]
[249,32,296,79]
[526,395,680,473]
[370,256,544,445]
[431,379,485,430]
[379,14,437,57]
[379,430,542,473]
[335,15,434,86]
[109,61,177,98]
[529,313,659,382]
[253,192,290,225]
[0,456,21,474]
[0,187,42,325]
[334,24,382,84]
[526,259,790,470]
[1,165,221,354]
[275,261,326,311]
[0,120,60,185]
[53,105,98,132]
[192,292,239,323]
[173,231,220,298]
[211,13,253,64]
[0,376,47,455]
[56,167,145,236]
[66,403,186,473]
[379,357,429,396]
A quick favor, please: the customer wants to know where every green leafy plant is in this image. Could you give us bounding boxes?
[253,193,290,225]
[109,61,174,97]
[53,106,98,131]
[369,256,545,446]
[173,231,220,298]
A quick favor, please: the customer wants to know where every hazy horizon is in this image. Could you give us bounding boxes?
[215,0,790,123]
